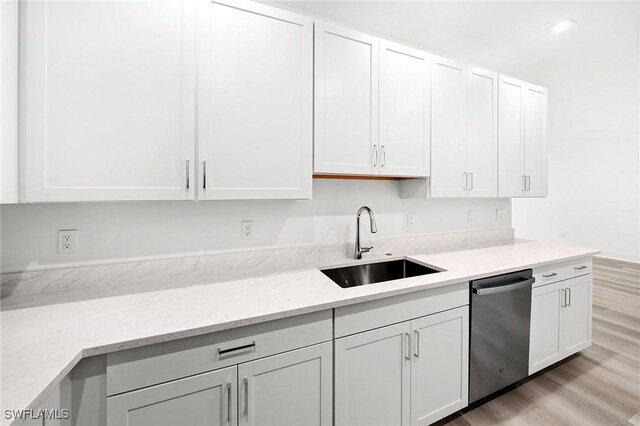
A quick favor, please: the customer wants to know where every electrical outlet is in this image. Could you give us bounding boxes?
[496,209,504,221]
[407,213,416,229]
[241,221,253,240]
[560,231,565,238]
[467,211,474,224]
[58,230,77,254]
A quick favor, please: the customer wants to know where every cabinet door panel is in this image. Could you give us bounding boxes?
[411,306,469,425]
[107,366,236,426]
[467,67,498,197]
[335,322,411,426]
[430,56,467,197]
[530,282,564,374]
[498,75,525,198]
[524,85,548,197]
[22,0,196,201]
[238,342,332,426]
[563,277,592,356]
[198,0,312,200]
[314,22,378,175]
[379,40,430,177]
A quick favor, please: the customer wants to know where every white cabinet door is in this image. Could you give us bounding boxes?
[524,84,548,197]
[562,276,592,356]
[498,75,526,198]
[238,342,332,426]
[21,0,196,201]
[466,67,498,197]
[334,322,411,426]
[430,55,467,197]
[198,0,312,200]
[411,306,469,425]
[314,22,378,175]
[1,0,19,203]
[107,366,237,426]
[378,40,430,177]
[530,281,564,374]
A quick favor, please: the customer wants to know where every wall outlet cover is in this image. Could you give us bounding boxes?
[467,211,474,224]
[407,213,416,229]
[241,221,253,240]
[58,230,77,254]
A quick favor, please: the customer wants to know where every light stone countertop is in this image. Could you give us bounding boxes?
[0,240,598,425]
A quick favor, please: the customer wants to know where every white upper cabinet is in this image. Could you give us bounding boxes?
[314,22,378,175]
[524,84,548,197]
[498,75,548,197]
[378,40,430,177]
[1,0,19,204]
[198,0,313,200]
[430,55,467,197]
[466,67,498,197]
[21,0,197,201]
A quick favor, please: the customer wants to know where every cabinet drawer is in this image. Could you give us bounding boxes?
[334,282,468,338]
[107,310,331,396]
[533,258,592,287]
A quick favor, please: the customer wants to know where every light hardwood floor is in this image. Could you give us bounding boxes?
[441,257,640,426]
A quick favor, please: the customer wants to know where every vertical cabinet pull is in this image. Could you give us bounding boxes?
[381,145,386,167]
[243,377,249,417]
[372,145,378,167]
[185,159,190,189]
[561,289,566,307]
[526,175,531,191]
[522,175,526,191]
[469,172,473,191]
[202,160,207,189]
[404,332,411,361]
[567,288,572,307]
[414,330,420,358]
[463,172,467,190]
[227,383,232,423]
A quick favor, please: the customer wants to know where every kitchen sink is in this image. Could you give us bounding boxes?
[321,259,442,288]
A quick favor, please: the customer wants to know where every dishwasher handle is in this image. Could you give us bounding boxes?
[472,277,535,296]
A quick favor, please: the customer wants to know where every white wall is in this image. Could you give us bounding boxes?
[510,3,640,262]
[0,180,511,272]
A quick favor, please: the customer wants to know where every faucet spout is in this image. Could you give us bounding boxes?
[354,206,377,260]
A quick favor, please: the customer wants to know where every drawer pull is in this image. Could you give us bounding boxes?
[218,341,256,357]
[542,272,558,278]
[574,265,588,271]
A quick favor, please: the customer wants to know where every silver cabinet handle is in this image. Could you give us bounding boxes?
[542,272,557,278]
[372,145,378,167]
[463,172,468,190]
[469,172,473,191]
[567,288,572,307]
[561,289,566,307]
[381,145,386,167]
[414,330,420,358]
[526,175,531,191]
[243,377,249,417]
[522,175,526,191]
[574,265,587,271]
[404,332,411,361]
[185,159,190,189]
[202,160,207,189]
[226,382,231,424]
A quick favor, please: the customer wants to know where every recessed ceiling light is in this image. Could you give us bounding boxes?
[548,18,578,33]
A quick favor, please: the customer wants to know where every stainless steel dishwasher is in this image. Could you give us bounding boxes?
[469,269,534,403]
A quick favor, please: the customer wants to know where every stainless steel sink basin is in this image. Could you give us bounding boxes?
[321,259,442,288]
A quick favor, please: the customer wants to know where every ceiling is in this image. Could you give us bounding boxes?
[271,1,639,84]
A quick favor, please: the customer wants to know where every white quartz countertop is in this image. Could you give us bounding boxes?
[0,240,598,425]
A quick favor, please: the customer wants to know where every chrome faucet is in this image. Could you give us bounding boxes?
[354,206,378,259]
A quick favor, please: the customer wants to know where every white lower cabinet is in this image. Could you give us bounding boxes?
[108,366,237,426]
[107,342,332,426]
[529,275,592,374]
[335,306,469,426]
[238,343,332,426]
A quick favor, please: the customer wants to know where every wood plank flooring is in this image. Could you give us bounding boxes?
[440,257,640,426]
